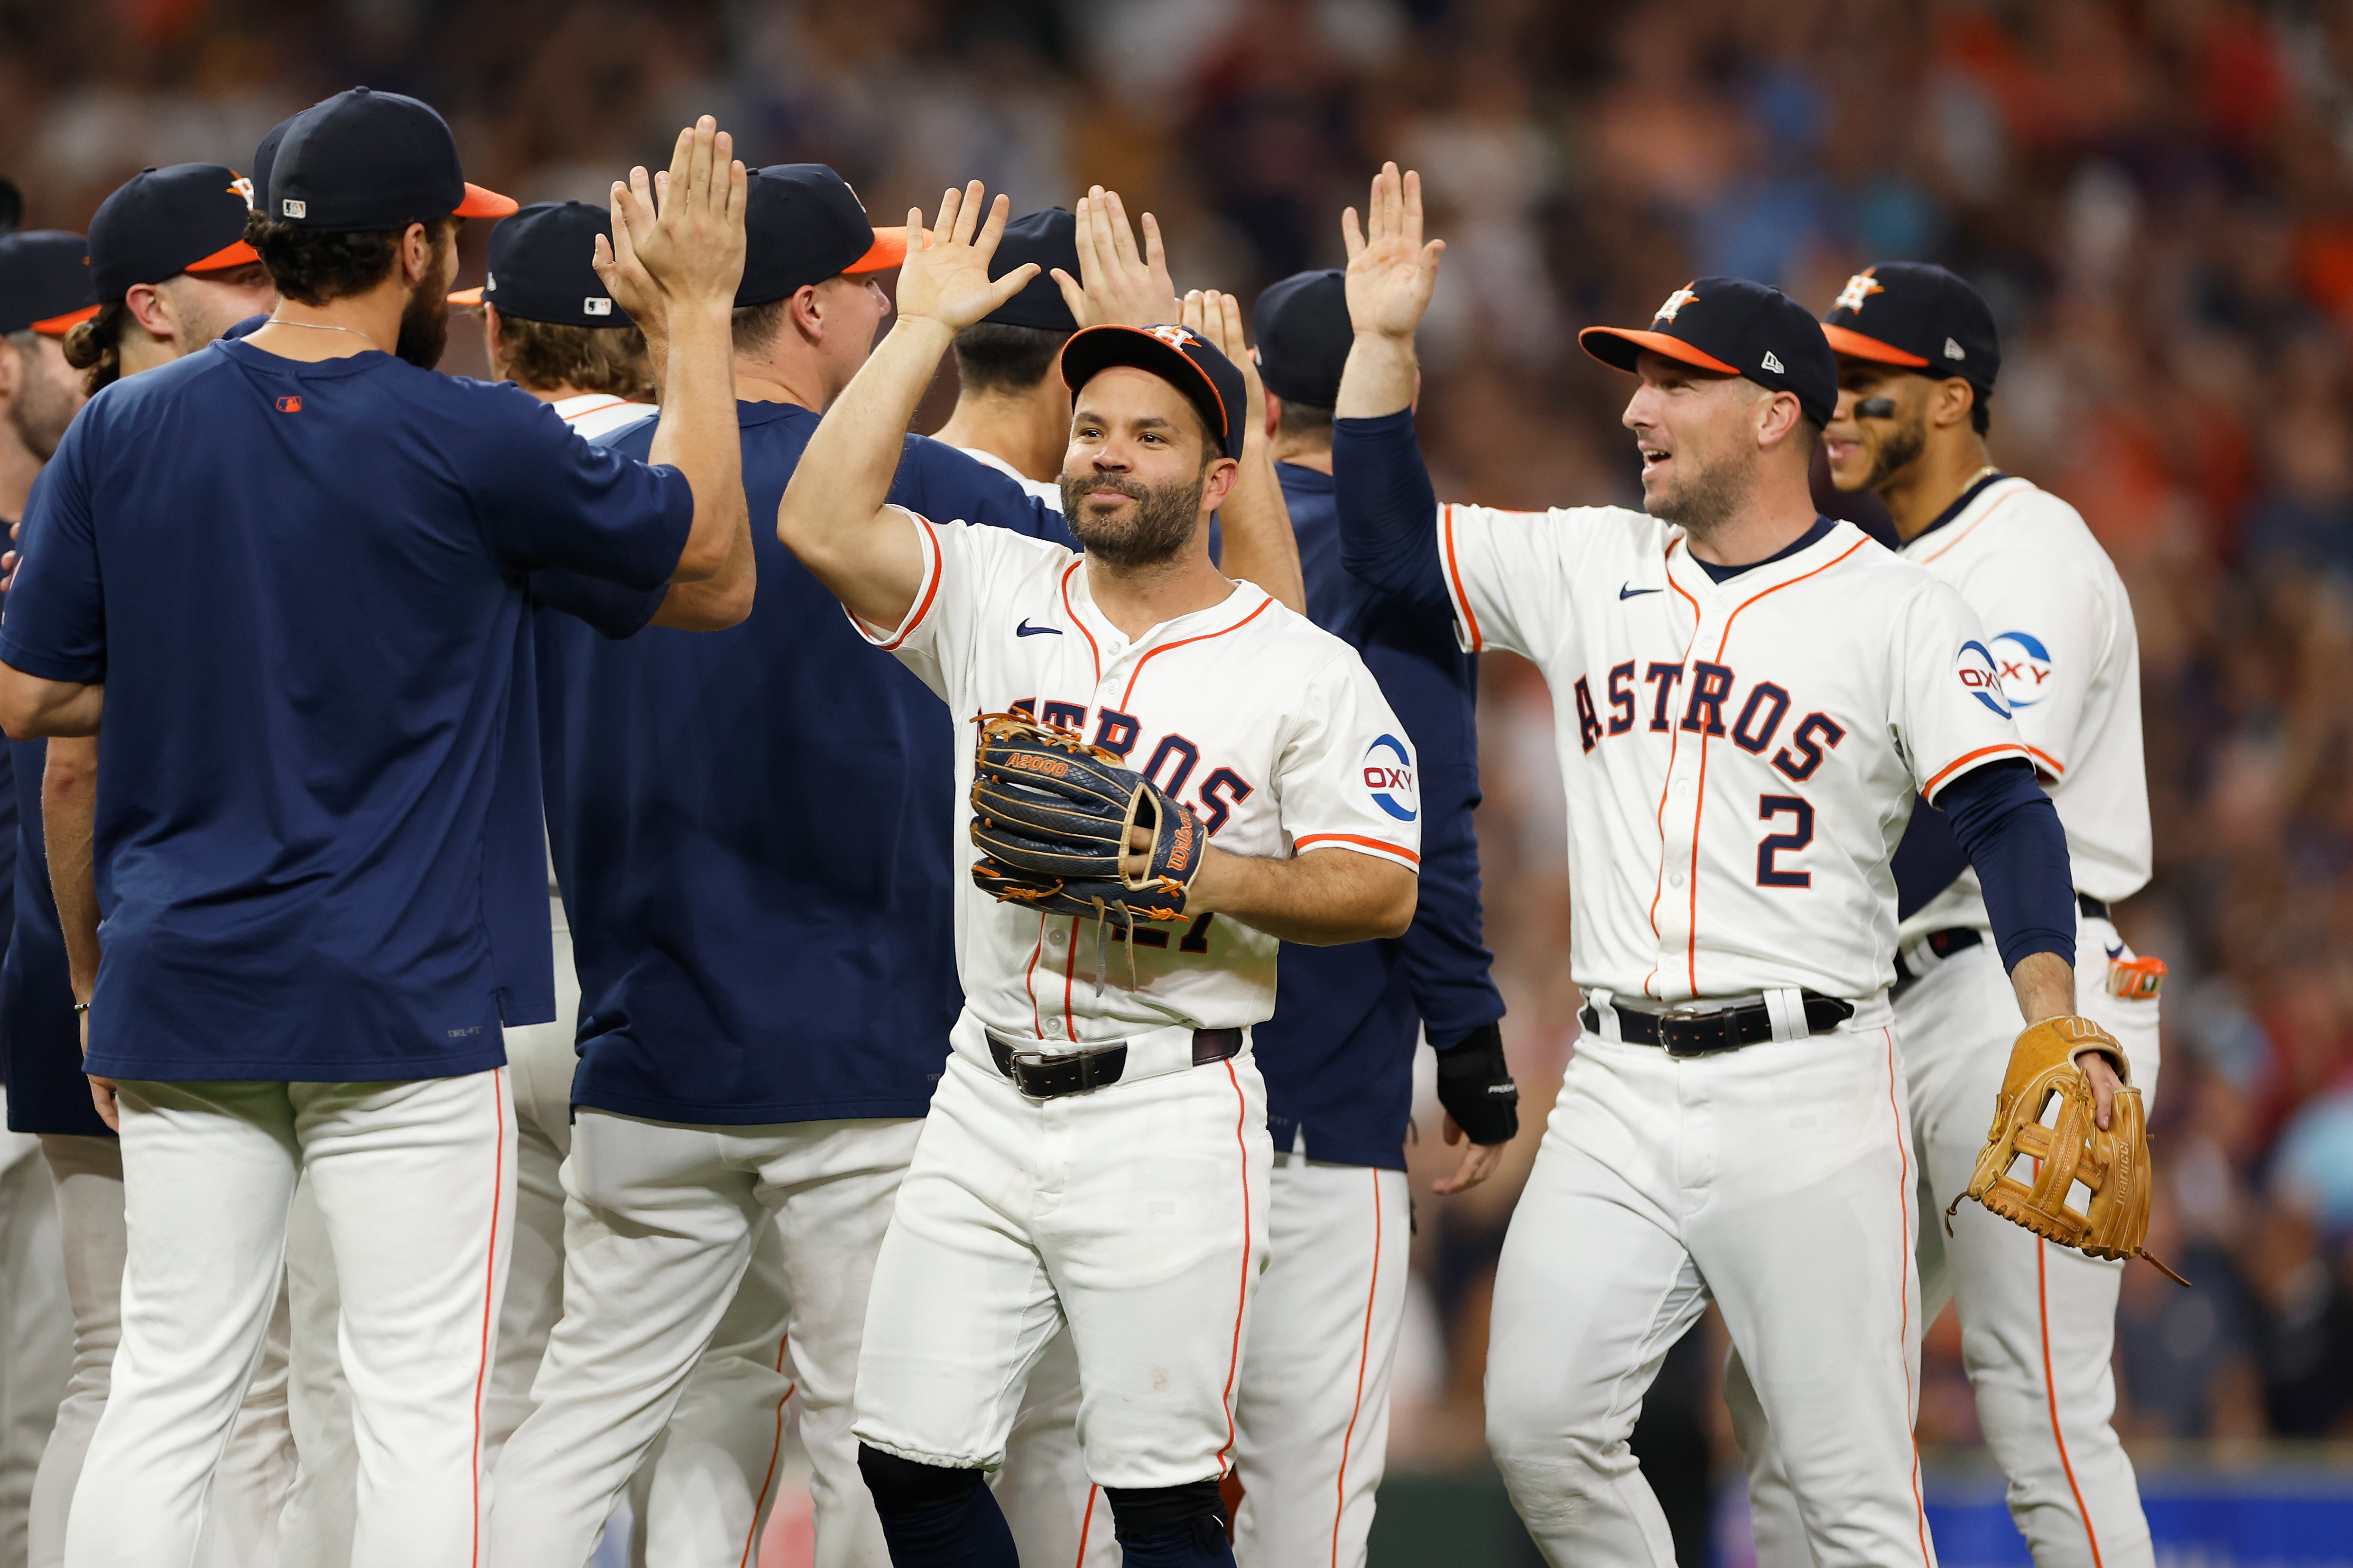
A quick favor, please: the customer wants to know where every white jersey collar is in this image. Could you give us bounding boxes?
[1059,558,1272,659]
[1663,517,1868,603]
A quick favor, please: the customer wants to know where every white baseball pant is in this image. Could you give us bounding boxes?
[1,1106,69,1568]
[33,1133,296,1568]
[1231,1158,1409,1568]
[1732,918,2160,1568]
[61,1070,515,1568]
[1485,1013,1936,1568]
[854,1038,1272,1494]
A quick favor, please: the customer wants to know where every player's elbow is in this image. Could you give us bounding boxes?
[1326,864,1418,943]
[0,666,88,742]
[1367,876,1419,940]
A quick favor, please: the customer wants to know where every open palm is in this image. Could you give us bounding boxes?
[1343,162,1444,341]
[898,181,1038,334]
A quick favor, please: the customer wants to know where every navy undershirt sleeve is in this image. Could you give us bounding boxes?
[1891,793,1969,919]
[1331,410,1449,611]
[1935,758,2074,973]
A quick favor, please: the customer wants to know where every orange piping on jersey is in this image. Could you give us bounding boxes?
[468,1074,510,1568]
[1116,595,1275,711]
[874,515,944,652]
[558,396,630,424]
[1073,1486,1099,1566]
[738,1336,795,1568]
[1062,913,1080,1042]
[1441,504,1482,652]
[1681,536,1874,992]
[2024,743,2067,779]
[1294,832,1419,865]
[1331,1167,1383,1566]
[1915,481,2035,566]
[2038,1241,2107,1568]
[1060,557,1101,684]
[1884,1026,1935,1568]
[1215,1057,1251,1476]
[1640,541,1702,1000]
[1921,743,2030,802]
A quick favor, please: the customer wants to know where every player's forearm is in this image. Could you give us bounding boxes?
[1188,845,1416,944]
[1334,329,1417,420]
[2008,950,2075,1027]
[648,489,756,630]
[646,299,744,583]
[1331,410,1449,609]
[1214,443,1306,614]
[0,665,103,740]
[43,737,102,1005]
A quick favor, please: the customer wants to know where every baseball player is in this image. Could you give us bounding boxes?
[1226,265,1514,1568]
[1327,164,2121,1568]
[772,179,1413,1568]
[12,163,305,1568]
[1722,264,2161,1568]
[488,164,1089,1568]
[0,224,86,1568]
[0,93,754,1567]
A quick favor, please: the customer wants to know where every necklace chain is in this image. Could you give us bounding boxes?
[263,314,384,352]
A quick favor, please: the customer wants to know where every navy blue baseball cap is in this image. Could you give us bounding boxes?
[981,208,1077,332]
[1580,277,1837,429]
[1061,322,1246,461]
[739,164,907,308]
[1820,262,2000,393]
[89,164,261,301]
[449,202,630,328]
[249,117,292,220]
[1251,268,1349,408]
[269,87,516,231]
[0,231,98,335]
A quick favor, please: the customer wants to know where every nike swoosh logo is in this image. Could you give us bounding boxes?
[1621,583,1662,599]
[1016,619,1062,637]
[2105,943,2125,960]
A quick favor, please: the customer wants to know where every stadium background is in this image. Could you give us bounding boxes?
[5,0,2352,1562]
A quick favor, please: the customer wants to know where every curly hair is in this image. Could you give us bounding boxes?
[61,301,130,394]
[491,313,655,403]
[247,211,456,306]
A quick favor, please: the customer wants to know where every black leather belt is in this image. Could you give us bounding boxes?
[1577,993,1853,1057]
[986,1028,1242,1098]
[1891,895,2112,1000]
[2078,892,2110,921]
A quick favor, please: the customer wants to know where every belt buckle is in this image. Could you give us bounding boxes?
[1657,1001,1739,1058]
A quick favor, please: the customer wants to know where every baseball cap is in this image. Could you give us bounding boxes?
[88,164,261,301]
[1580,277,1836,430]
[269,87,517,231]
[739,164,907,308]
[449,202,630,327]
[249,117,292,219]
[981,208,1077,332]
[1819,262,2000,392]
[1061,322,1245,461]
[0,231,98,336]
[1251,268,1349,408]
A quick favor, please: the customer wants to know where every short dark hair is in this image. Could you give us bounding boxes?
[952,322,1070,396]
[732,295,791,353]
[1970,387,1993,436]
[1274,395,1333,443]
[61,301,130,394]
[492,313,653,403]
[247,211,457,306]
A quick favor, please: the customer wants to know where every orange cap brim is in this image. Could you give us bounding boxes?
[447,286,485,306]
[29,304,99,336]
[1820,321,1929,367]
[456,183,519,219]
[845,227,911,273]
[1577,325,1739,377]
[185,239,262,274]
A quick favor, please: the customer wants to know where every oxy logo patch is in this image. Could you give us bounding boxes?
[1990,630,2053,707]
[1362,734,1418,823]
[1956,639,2010,718]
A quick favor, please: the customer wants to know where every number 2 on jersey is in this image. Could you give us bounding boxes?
[1756,795,1814,888]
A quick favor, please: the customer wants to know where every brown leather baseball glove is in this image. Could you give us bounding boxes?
[1948,1015,2188,1285]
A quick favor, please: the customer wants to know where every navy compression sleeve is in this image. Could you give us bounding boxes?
[1936,758,2074,973]
[1331,409,1449,610]
[1890,793,1969,920]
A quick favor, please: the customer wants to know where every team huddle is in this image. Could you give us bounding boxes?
[0,85,2169,1568]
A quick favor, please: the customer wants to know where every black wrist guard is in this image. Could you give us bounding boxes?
[1434,1021,1518,1145]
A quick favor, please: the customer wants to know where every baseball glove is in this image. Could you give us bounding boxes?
[1948,1015,2188,1285]
[968,714,1206,932]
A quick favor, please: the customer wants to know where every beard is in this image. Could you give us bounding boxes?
[6,345,79,461]
[1860,403,1929,490]
[1058,466,1206,569]
[393,248,455,369]
[1644,443,1755,540]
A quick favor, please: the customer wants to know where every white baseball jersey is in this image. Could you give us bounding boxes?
[946,443,1064,510]
[1895,475,2150,941]
[856,508,1421,1045]
[1436,505,2026,1003]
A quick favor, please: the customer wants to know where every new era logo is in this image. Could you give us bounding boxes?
[275,396,302,413]
[1760,350,1785,373]
[280,199,306,219]
[584,297,612,316]
[1945,336,1966,360]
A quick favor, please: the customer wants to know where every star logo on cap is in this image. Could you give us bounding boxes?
[1834,271,1883,313]
[1146,324,1195,349]
[229,175,255,210]
[1655,285,1699,322]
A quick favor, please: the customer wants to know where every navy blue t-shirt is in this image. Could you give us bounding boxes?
[539,403,1075,1125]
[0,339,695,1081]
[1252,462,1504,1170]
[1,738,107,1136]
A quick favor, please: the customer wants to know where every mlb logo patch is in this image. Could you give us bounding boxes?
[275,396,302,413]
[584,297,612,316]
[281,199,306,219]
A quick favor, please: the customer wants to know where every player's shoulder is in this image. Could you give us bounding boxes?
[1913,477,2116,573]
[1243,590,1382,682]
[1447,498,1676,580]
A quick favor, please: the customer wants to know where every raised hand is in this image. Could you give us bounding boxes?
[607,116,748,313]
[1341,162,1444,342]
[1053,187,1182,329]
[1180,288,1263,445]
[897,181,1039,335]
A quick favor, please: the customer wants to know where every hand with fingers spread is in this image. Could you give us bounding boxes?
[1179,287,1263,441]
[1342,162,1445,342]
[1052,187,1181,330]
[1180,288,1307,614]
[600,116,749,316]
[897,181,1040,337]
